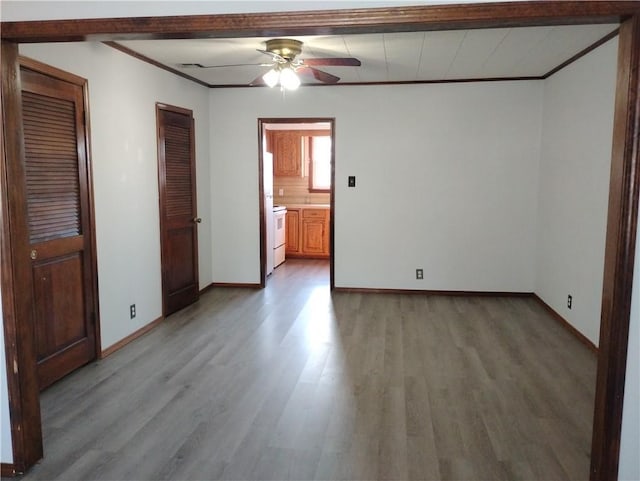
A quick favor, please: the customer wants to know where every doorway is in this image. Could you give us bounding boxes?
[258,118,335,288]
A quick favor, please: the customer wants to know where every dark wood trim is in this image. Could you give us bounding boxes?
[329,118,336,291]
[103,41,211,88]
[210,282,262,288]
[0,41,43,472]
[100,316,164,359]
[258,119,266,289]
[2,2,638,43]
[18,55,87,85]
[258,117,335,289]
[156,102,193,117]
[260,118,336,125]
[543,28,621,78]
[333,287,533,297]
[532,294,598,354]
[81,60,102,361]
[590,14,640,481]
[199,282,215,295]
[1,463,17,477]
[210,76,544,89]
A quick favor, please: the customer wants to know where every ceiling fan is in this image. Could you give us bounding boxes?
[180,38,361,89]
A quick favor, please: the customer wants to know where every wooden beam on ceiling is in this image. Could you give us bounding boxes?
[1,1,639,43]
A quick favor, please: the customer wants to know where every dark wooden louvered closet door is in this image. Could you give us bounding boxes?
[157,104,199,316]
[21,64,97,390]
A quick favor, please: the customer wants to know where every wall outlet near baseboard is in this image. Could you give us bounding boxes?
[416,268,424,280]
[567,295,572,309]
[130,304,136,319]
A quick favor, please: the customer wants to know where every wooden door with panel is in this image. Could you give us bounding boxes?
[20,59,99,390]
[157,104,200,316]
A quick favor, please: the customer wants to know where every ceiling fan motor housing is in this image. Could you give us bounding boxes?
[265,38,303,60]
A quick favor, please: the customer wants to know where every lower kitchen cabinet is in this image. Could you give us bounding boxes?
[285,209,300,254]
[285,207,329,258]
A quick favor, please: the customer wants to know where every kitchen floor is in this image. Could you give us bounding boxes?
[18,259,596,480]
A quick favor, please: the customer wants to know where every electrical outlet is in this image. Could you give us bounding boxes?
[130,304,136,319]
[567,295,572,310]
[416,268,424,280]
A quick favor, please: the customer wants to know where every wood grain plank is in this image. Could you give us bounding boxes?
[3,2,639,43]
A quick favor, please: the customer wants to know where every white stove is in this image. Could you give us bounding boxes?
[273,206,287,268]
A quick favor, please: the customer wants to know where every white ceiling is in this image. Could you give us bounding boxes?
[117,23,619,87]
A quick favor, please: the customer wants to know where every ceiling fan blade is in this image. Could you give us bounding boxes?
[179,62,266,69]
[250,73,266,86]
[298,66,340,84]
[302,57,361,67]
[256,49,286,63]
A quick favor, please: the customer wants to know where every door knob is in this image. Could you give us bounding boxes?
[30,249,37,260]
[193,217,202,223]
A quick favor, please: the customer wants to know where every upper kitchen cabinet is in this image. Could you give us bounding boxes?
[272,131,302,177]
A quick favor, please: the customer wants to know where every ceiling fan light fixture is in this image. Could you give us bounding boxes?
[263,68,279,88]
[279,67,300,90]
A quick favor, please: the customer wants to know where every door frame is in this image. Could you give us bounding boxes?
[258,117,336,289]
[1,51,101,473]
[1,3,639,479]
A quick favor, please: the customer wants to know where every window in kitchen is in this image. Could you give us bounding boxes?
[309,136,332,192]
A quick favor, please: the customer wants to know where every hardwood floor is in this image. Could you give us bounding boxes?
[11,259,596,480]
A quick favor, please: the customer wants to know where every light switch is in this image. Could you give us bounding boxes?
[348,176,356,187]
[278,188,284,196]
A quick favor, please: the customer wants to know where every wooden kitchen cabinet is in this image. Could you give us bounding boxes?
[286,207,329,258]
[285,209,300,255]
[301,218,325,255]
[273,131,302,177]
[301,209,329,255]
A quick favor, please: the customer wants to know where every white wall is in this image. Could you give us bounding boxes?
[19,42,212,349]
[210,81,542,290]
[535,38,618,346]
[619,208,640,481]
